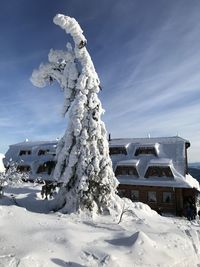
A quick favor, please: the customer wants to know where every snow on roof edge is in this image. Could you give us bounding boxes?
[109,136,190,145]
[10,140,58,148]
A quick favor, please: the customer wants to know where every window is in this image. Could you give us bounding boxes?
[19,150,31,156]
[135,147,157,156]
[145,166,173,178]
[38,149,50,156]
[109,147,127,155]
[37,161,56,175]
[115,166,139,177]
[118,189,126,198]
[131,190,139,201]
[148,191,157,203]
[17,165,31,172]
[163,192,172,203]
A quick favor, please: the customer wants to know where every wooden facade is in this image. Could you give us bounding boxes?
[118,184,198,215]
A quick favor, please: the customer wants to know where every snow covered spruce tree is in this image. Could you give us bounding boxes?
[31,14,120,214]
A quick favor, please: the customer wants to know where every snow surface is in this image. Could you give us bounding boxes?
[0,153,5,173]
[1,182,200,267]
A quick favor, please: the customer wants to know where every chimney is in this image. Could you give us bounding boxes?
[108,133,111,141]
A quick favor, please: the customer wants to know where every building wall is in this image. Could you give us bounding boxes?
[118,184,177,214]
[118,184,197,215]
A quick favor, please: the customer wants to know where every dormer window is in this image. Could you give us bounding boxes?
[109,146,127,155]
[135,147,157,156]
[17,165,31,172]
[145,166,174,178]
[37,161,56,175]
[38,149,50,156]
[19,150,31,156]
[115,165,139,177]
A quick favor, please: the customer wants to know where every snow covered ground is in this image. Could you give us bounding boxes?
[0,153,5,173]
[1,183,200,267]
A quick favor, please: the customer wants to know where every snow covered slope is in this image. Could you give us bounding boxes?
[0,153,5,172]
[1,183,200,266]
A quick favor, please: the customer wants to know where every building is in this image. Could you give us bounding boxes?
[3,136,200,215]
[109,136,199,215]
[3,141,57,180]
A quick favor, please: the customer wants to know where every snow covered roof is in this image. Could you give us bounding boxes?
[109,136,199,191]
[9,140,58,148]
[109,143,130,148]
[148,158,172,166]
[5,141,57,157]
[109,136,190,146]
[116,159,139,166]
[134,142,160,148]
[117,174,200,190]
[109,136,188,175]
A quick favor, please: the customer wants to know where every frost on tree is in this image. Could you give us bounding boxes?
[31,14,120,214]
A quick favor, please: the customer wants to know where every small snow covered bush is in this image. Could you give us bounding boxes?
[0,162,30,197]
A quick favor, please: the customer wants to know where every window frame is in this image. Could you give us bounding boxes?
[17,165,31,173]
[162,192,173,204]
[145,166,174,178]
[115,165,139,177]
[135,147,157,157]
[38,149,50,156]
[130,190,139,201]
[109,146,127,155]
[19,150,32,156]
[37,161,56,175]
[118,189,126,198]
[148,191,157,203]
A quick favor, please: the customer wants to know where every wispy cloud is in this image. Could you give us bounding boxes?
[97,1,200,162]
[1,0,200,162]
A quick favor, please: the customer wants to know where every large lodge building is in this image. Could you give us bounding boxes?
[3,136,200,215]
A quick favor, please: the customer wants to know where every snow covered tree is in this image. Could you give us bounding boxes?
[0,162,29,188]
[31,14,120,214]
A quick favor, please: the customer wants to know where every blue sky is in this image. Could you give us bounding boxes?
[0,0,200,162]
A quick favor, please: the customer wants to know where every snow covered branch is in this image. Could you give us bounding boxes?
[53,14,87,49]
